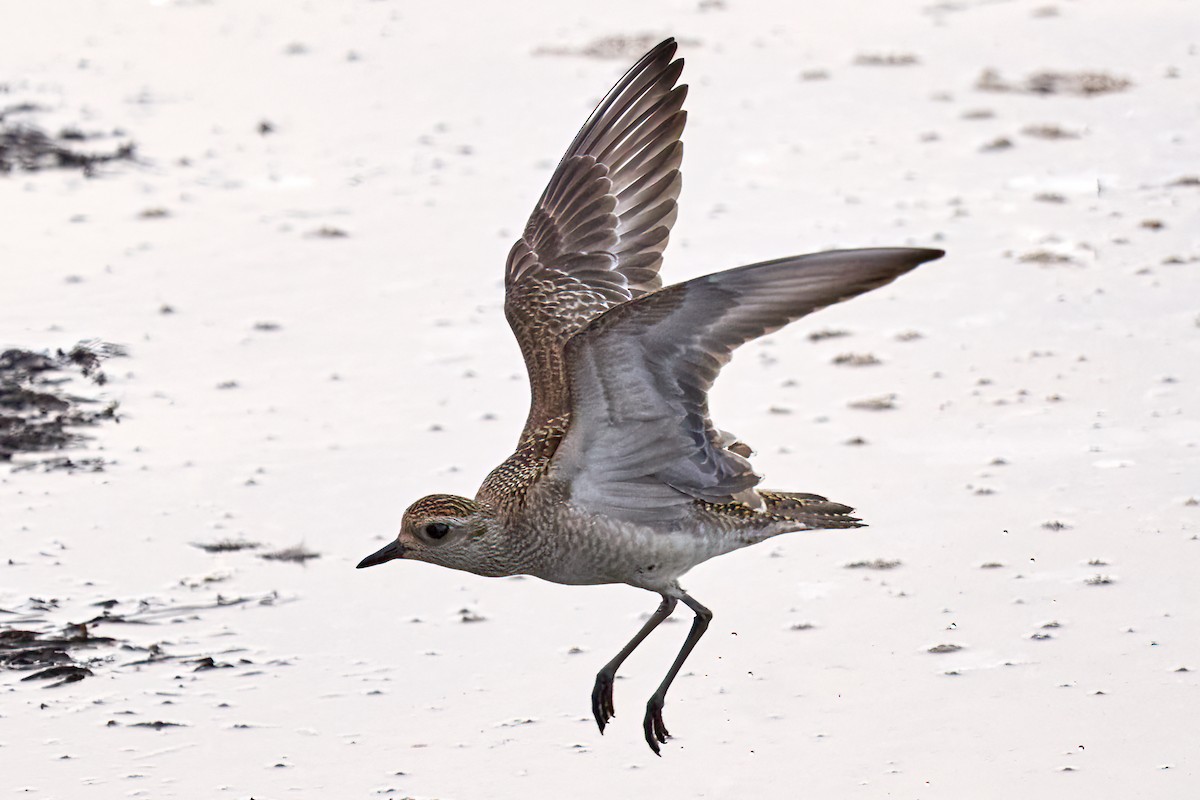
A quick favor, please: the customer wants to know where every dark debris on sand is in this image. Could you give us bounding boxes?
[975,68,1132,96]
[0,622,115,687]
[0,103,137,176]
[0,593,282,688]
[191,538,261,553]
[259,545,321,564]
[845,558,903,570]
[20,664,94,686]
[534,35,696,60]
[1,341,124,469]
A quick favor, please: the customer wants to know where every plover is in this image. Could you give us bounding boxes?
[357,38,942,754]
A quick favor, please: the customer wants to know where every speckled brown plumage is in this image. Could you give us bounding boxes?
[699,491,863,527]
[478,415,566,506]
[402,493,481,519]
[503,39,685,444]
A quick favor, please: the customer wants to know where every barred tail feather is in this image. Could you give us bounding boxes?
[760,490,864,529]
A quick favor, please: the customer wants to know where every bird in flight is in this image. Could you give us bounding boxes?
[357,37,942,754]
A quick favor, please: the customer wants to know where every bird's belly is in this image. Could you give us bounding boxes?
[527,514,736,590]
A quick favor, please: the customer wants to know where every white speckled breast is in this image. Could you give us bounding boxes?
[518,502,742,590]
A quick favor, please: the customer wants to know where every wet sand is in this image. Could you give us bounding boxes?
[2,0,1198,797]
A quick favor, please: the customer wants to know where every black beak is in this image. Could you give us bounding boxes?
[356,540,404,569]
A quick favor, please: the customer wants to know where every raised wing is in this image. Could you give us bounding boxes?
[505,38,687,439]
[552,248,945,523]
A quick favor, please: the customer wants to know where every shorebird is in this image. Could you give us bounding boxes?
[357,38,942,754]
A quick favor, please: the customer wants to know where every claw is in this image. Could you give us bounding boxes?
[591,670,616,734]
[643,695,670,755]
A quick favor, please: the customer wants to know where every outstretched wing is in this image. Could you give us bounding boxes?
[505,38,687,438]
[552,248,945,523]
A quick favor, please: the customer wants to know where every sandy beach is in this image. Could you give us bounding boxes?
[2,0,1198,797]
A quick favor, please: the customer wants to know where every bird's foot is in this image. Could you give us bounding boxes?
[643,694,670,755]
[591,670,616,733]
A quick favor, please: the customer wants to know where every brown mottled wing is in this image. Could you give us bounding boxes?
[553,248,945,523]
[505,38,686,438]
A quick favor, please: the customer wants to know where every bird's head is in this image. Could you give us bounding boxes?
[356,493,504,576]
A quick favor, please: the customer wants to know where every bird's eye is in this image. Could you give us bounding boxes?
[424,522,450,540]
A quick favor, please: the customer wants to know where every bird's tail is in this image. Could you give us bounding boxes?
[760,490,864,529]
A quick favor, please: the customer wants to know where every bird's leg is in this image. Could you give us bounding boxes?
[592,593,677,734]
[643,592,712,755]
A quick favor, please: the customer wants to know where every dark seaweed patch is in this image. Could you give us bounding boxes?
[976,68,1131,96]
[534,35,694,60]
[191,538,262,553]
[0,342,124,469]
[0,103,136,176]
[259,545,321,564]
[20,665,94,686]
[0,593,282,688]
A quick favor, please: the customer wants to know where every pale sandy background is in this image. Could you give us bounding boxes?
[2,0,1198,797]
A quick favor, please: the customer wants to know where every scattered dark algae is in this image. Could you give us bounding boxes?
[0,593,282,688]
[845,559,903,570]
[192,538,262,553]
[0,103,136,176]
[976,68,1132,96]
[20,665,94,686]
[1,342,124,469]
[259,545,321,563]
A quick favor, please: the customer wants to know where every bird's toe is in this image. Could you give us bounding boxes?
[591,671,617,733]
[643,695,670,754]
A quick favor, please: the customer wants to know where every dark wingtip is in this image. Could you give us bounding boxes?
[652,37,680,67]
[640,37,678,65]
[888,247,945,272]
[866,246,946,283]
